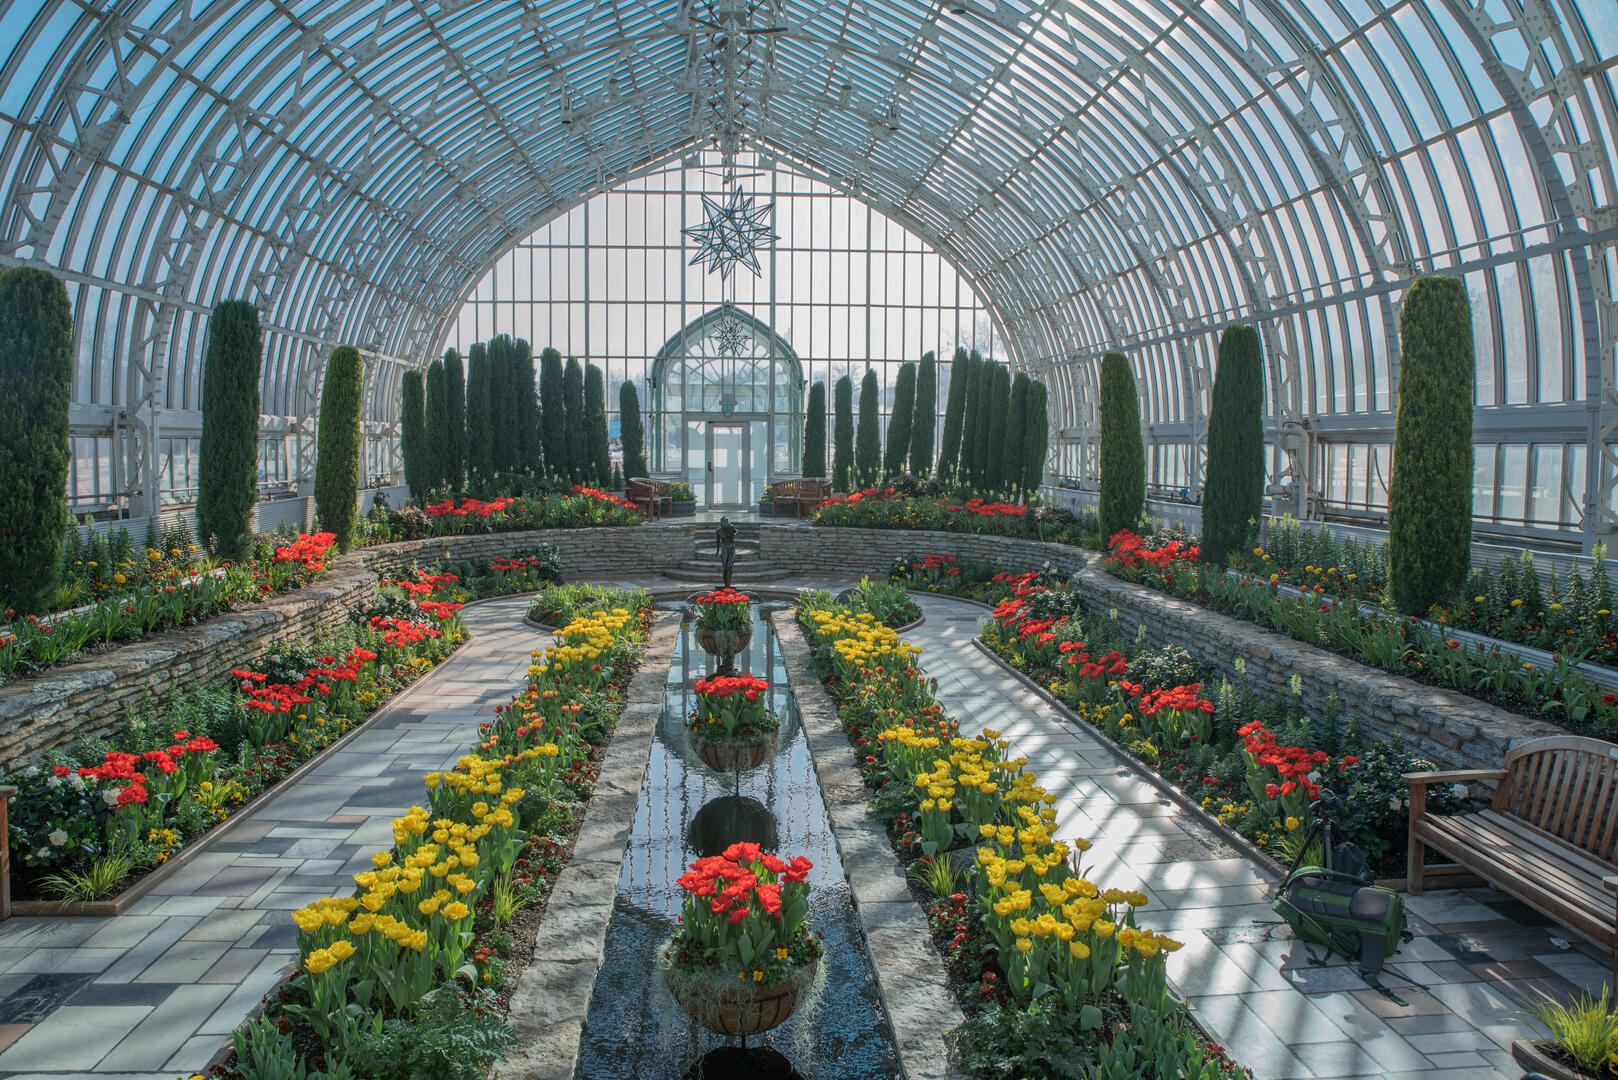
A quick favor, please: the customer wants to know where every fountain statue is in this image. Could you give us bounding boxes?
[716,516,738,589]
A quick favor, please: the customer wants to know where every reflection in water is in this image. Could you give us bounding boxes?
[686,794,779,858]
[572,606,900,1079]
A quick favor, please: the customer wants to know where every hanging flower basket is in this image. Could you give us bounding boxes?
[665,955,819,1035]
[694,588,750,650]
[663,841,824,1036]
[695,732,775,772]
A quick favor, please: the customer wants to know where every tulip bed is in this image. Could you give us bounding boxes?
[0,530,340,681]
[982,570,1464,879]
[525,582,652,628]
[221,592,650,1080]
[812,488,1092,543]
[795,600,1251,1080]
[5,570,469,905]
[1106,530,1618,737]
[360,486,643,544]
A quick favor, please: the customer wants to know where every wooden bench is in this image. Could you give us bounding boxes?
[770,478,832,518]
[1407,735,1618,985]
[626,477,672,521]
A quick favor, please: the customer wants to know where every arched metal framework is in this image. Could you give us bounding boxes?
[0,1,1613,543]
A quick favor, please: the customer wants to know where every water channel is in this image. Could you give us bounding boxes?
[572,602,901,1079]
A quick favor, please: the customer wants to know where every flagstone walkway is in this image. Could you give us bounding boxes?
[0,596,540,1080]
[905,591,1605,1080]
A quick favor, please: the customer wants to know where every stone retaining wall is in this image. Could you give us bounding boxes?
[758,523,1089,577]
[363,523,704,578]
[0,558,379,772]
[1070,565,1564,775]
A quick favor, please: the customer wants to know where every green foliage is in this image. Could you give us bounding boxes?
[985,363,1011,492]
[958,350,983,485]
[884,362,916,476]
[1200,325,1265,566]
[833,374,854,491]
[803,380,826,478]
[356,989,516,1080]
[197,300,263,559]
[969,351,996,488]
[0,267,72,613]
[539,348,566,480]
[314,346,363,551]
[514,340,540,476]
[910,350,937,477]
[1388,276,1474,615]
[562,358,585,482]
[424,358,450,493]
[463,344,493,491]
[1022,378,1049,501]
[443,350,466,491]
[855,368,882,487]
[936,347,969,481]
[584,363,609,485]
[400,369,427,501]
[1521,988,1618,1074]
[1007,372,1030,496]
[618,379,647,479]
[950,1000,1098,1080]
[1099,352,1144,539]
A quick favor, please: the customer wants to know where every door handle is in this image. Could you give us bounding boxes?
[707,460,713,472]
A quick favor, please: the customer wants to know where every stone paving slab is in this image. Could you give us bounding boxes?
[0,595,542,1077]
[903,592,1605,1080]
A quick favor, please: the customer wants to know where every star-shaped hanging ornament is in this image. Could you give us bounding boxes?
[683,189,778,280]
[712,312,750,357]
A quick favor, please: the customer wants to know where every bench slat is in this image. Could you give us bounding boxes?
[1427,811,1616,891]
[1569,754,1615,858]
[1418,816,1608,903]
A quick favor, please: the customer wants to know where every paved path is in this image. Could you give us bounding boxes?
[906,591,1604,1080]
[0,596,540,1080]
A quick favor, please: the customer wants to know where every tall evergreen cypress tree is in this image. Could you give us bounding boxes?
[486,335,515,475]
[443,349,466,491]
[1388,276,1475,615]
[884,362,916,476]
[833,374,854,492]
[936,347,969,481]
[0,267,73,612]
[1200,325,1266,566]
[969,354,997,489]
[400,369,427,501]
[515,340,540,475]
[1021,378,1049,501]
[1007,372,1030,497]
[197,300,263,559]
[956,351,981,485]
[584,363,610,485]
[910,351,937,477]
[315,345,362,551]
[464,343,493,492]
[985,364,1012,492]
[855,368,881,487]
[424,358,449,493]
[540,349,566,481]
[803,381,826,478]
[562,358,585,482]
[619,380,648,479]
[1099,352,1145,538]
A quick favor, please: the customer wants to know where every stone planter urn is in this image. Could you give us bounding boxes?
[697,626,752,659]
[668,959,818,1036]
[1512,1039,1599,1080]
[696,735,771,773]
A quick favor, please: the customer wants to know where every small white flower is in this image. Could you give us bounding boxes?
[44,775,60,790]
[23,765,37,778]
[102,789,121,808]
[68,773,85,792]
[47,829,67,846]
[34,848,48,860]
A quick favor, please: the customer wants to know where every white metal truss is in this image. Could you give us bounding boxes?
[0,0,1611,537]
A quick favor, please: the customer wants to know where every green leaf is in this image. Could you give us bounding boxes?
[1079,1003,1104,1030]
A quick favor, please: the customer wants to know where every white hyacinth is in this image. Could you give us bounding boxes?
[102,789,121,808]
[47,829,67,846]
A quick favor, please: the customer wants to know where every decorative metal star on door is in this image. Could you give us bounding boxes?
[712,311,751,357]
[683,188,778,280]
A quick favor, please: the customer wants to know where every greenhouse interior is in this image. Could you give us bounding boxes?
[0,1,1615,1078]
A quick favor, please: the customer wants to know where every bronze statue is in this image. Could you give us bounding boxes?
[717,516,738,589]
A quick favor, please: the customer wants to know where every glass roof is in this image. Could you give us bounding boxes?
[0,0,1614,530]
